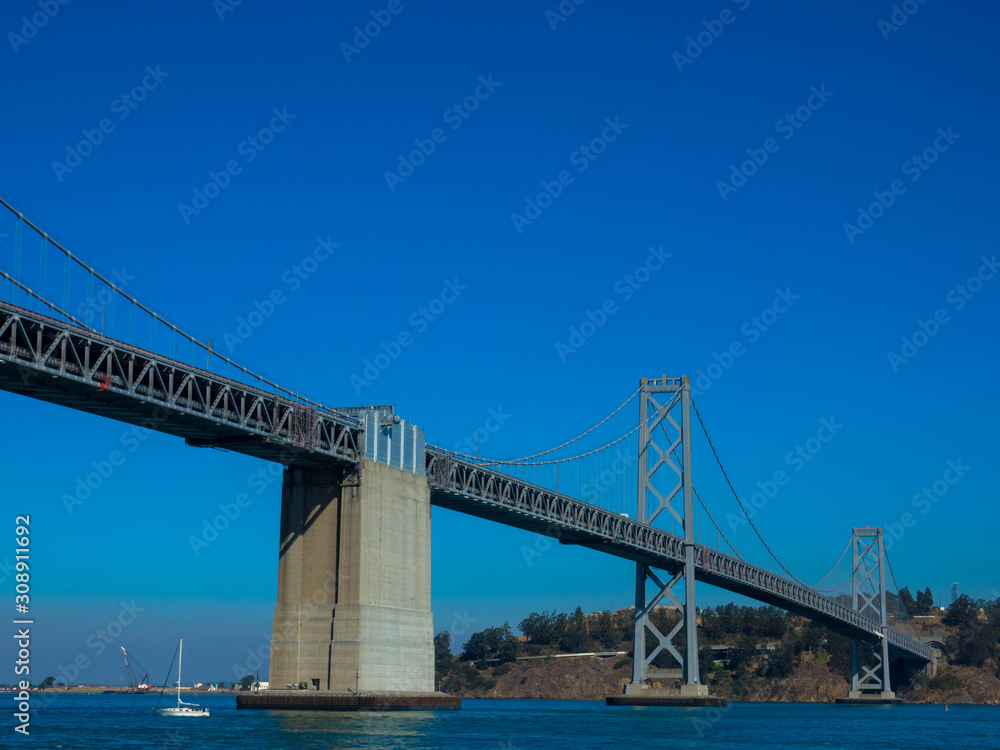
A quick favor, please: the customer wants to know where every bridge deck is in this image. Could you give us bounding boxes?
[0,301,930,662]
[425,449,931,661]
[0,302,358,466]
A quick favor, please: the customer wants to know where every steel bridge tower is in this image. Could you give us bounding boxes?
[626,374,709,700]
[847,526,896,700]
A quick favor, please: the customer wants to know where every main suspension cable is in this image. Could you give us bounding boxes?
[440,389,674,467]
[690,395,809,586]
[0,193,335,412]
[0,267,94,331]
[694,486,741,558]
[808,537,853,591]
[485,386,641,465]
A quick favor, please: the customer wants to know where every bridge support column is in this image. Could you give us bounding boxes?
[611,375,722,707]
[268,460,436,693]
[837,526,902,704]
[243,416,457,711]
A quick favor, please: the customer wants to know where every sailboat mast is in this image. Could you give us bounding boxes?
[177,639,182,704]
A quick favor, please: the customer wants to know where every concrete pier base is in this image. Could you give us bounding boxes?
[267,461,436,699]
[608,683,726,707]
[237,690,460,712]
[836,691,905,704]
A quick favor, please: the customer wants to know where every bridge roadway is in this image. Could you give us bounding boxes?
[0,301,931,662]
[426,449,930,661]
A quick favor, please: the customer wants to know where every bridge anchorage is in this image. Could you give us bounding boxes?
[0,197,930,710]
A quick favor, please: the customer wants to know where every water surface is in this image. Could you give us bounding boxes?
[23,694,999,749]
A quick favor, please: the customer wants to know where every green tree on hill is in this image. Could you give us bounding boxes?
[944,594,980,628]
[518,610,567,646]
[463,623,517,663]
[915,588,934,615]
[559,607,590,653]
[945,595,1000,670]
[899,587,917,615]
[434,631,452,661]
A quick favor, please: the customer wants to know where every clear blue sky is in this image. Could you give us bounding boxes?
[1,0,998,685]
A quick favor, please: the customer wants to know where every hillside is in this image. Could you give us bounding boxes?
[446,652,1000,704]
[437,599,1000,704]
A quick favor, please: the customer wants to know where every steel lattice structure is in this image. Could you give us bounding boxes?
[0,300,931,663]
[0,302,359,465]
[630,375,699,688]
[850,526,894,694]
[426,447,931,661]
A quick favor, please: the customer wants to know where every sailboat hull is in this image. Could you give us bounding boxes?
[155,707,210,717]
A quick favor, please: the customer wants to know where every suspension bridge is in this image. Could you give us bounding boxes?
[0,195,930,709]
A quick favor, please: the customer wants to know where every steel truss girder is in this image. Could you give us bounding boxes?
[424,457,930,663]
[0,303,929,665]
[0,302,359,464]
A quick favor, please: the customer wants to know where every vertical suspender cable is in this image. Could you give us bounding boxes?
[13,217,22,305]
[38,234,47,300]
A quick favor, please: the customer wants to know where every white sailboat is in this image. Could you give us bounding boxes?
[154,639,209,717]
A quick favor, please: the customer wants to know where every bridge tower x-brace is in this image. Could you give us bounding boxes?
[625,374,708,699]
[847,526,896,700]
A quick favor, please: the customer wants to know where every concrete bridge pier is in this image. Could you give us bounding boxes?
[238,416,458,711]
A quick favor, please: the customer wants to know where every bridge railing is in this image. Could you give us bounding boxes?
[426,447,931,661]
